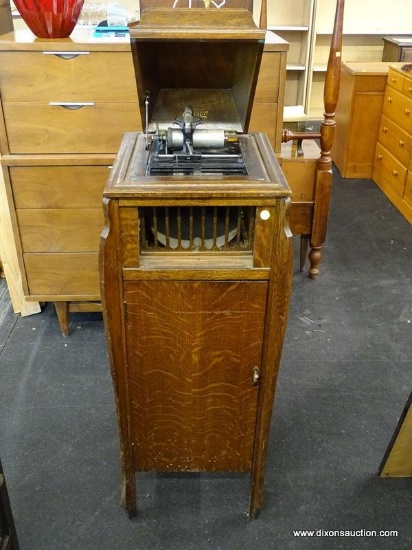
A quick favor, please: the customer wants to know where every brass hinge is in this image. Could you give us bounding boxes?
[252,366,261,386]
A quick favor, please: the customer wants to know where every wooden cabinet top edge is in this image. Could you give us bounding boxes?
[0,29,286,52]
[0,30,133,51]
[342,61,405,76]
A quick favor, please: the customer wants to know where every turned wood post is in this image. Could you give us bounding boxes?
[309,0,345,278]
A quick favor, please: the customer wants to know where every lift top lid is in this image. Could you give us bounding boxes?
[130,8,265,40]
[129,8,266,133]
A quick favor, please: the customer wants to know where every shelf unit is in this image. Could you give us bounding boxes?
[310,0,412,120]
[267,0,412,122]
[267,0,315,122]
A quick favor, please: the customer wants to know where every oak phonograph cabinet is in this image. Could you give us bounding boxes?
[100,7,293,518]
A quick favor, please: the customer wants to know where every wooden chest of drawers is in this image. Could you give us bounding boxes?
[331,62,398,179]
[0,30,142,334]
[373,66,412,224]
[0,29,287,334]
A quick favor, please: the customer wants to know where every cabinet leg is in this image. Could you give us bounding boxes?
[308,245,322,279]
[299,234,310,271]
[249,496,262,519]
[121,468,137,518]
[54,301,70,336]
[249,470,263,519]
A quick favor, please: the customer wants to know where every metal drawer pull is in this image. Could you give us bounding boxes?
[49,102,95,110]
[43,51,90,60]
[387,96,392,103]
[405,108,410,115]
[383,126,388,133]
[377,154,383,160]
[399,140,405,147]
[409,87,412,93]
[393,170,398,176]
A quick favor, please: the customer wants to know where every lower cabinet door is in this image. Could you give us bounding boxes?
[124,279,268,472]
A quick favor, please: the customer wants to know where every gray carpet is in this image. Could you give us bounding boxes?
[0,173,411,549]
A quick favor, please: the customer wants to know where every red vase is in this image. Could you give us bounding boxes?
[13,0,86,38]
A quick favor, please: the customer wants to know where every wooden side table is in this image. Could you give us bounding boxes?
[331,62,403,179]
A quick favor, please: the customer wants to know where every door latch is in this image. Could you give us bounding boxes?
[252,366,261,385]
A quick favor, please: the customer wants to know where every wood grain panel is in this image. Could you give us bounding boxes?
[11,165,109,208]
[17,209,104,252]
[281,140,318,202]
[254,52,280,103]
[253,206,275,268]
[345,92,387,176]
[249,102,277,146]
[289,203,313,235]
[3,102,141,154]
[0,51,138,102]
[124,280,267,472]
[24,252,100,296]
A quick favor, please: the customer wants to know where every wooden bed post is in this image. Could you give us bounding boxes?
[308,0,345,278]
[281,0,345,278]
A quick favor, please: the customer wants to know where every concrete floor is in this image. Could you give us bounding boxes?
[0,173,411,549]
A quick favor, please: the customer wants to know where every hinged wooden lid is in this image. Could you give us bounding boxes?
[129,8,265,133]
[131,8,264,40]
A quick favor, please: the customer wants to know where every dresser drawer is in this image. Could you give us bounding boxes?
[378,115,412,166]
[17,209,104,253]
[24,253,100,298]
[402,76,412,99]
[10,165,110,208]
[3,102,141,154]
[0,51,138,103]
[387,68,404,92]
[382,87,412,134]
[374,142,407,196]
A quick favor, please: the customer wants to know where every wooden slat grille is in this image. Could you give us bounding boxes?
[139,206,255,253]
